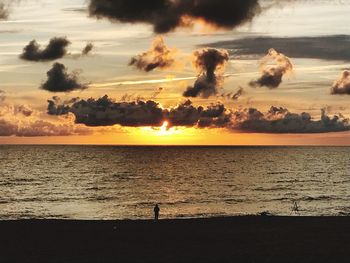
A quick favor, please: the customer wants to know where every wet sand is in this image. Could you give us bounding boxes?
[1,216,349,263]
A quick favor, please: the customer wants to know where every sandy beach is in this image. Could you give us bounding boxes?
[1,216,350,263]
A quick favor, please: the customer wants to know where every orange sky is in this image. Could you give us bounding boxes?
[1,127,350,146]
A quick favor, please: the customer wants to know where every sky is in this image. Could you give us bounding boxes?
[0,0,350,145]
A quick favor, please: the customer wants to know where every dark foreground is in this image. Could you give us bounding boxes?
[1,216,350,263]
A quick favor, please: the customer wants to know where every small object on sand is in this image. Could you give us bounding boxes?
[259,211,273,216]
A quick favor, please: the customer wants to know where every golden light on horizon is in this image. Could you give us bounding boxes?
[141,121,182,137]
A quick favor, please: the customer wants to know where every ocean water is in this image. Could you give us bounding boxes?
[0,145,349,219]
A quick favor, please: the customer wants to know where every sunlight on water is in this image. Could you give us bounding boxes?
[0,146,349,219]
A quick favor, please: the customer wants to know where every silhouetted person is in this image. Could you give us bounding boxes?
[154,204,160,221]
[292,201,300,215]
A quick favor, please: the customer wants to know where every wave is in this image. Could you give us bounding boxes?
[254,186,292,192]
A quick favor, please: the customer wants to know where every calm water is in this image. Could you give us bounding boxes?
[0,146,349,219]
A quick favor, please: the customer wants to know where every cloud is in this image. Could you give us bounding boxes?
[82,42,94,56]
[129,37,176,72]
[0,2,9,19]
[13,105,33,117]
[207,35,350,61]
[231,107,349,133]
[167,100,230,127]
[220,87,244,101]
[0,103,90,137]
[41,62,87,92]
[0,0,20,20]
[0,118,91,137]
[0,104,33,117]
[331,70,350,95]
[47,95,350,133]
[183,48,229,98]
[88,0,261,33]
[20,37,71,62]
[0,90,6,103]
[150,87,164,100]
[47,95,349,133]
[249,48,293,89]
[0,119,17,136]
[48,95,164,127]
[47,96,231,128]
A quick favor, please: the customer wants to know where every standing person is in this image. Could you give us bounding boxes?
[292,201,300,215]
[154,204,160,221]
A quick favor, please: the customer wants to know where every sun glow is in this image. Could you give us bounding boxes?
[141,121,181,137]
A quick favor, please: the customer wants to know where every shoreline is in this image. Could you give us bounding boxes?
[1,216,350,262]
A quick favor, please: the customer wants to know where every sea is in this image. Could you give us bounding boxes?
[0,145,349,219]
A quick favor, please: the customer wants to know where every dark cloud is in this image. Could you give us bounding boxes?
[47,96,230,128]
[129,37,176,72]
[249,48,293,89]
[168,100,231,128]
[82,42,94,55]
[167,100,203,127]
[14,105,33,117]
[231,107,349,133]
[41,62,87,93]
[88,0,261,33]
[221,87,244,101]
[183,48,229,98]
[0,2,9,19]
[20,37,71,62]
[331,70,350,95]
[48,95,165,127]
[47,95,350,133]
[207,35,350,61]
[0,0,21,20]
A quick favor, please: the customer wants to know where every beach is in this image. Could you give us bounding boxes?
[1,216,350,263]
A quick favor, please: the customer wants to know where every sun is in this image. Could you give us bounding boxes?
[157,121,178,136]
[138,121,181,137]
[158,121,169,135]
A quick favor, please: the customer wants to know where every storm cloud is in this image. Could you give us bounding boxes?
[249,48,293,89]
[20,37,71,62]
[41,62,87,92]
[331,70,350,95]
[183,48,229,98]
[88,0,261,33]
[129,37,176,72]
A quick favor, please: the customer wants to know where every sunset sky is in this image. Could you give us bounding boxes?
[0,0,350,145]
